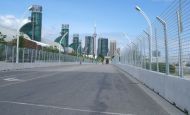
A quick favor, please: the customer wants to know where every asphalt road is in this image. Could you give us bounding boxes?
[0,64,184,115]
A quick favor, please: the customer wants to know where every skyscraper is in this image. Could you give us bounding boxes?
[29,5,42,42]
[97,38,108,56]
[109,40,117,57]
[72,34,79,53]
[61,24,69,47]
[85,36,94,55]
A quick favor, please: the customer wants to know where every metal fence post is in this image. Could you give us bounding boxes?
[156,16,169,75]
[155,28,159,72]
[144,31,152,70]
[27,49,29,62]
[31,49,33,63]
[177,11,183,77]
[22,48,25,63]
[12,46,14,63]
[5,45,8,62]
[143,37,146,69]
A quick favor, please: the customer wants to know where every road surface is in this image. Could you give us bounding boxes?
[0,64,184,115]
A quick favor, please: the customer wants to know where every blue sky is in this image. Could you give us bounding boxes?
[0,0,174,46]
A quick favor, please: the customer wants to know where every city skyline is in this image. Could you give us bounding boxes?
[0,0,174,48]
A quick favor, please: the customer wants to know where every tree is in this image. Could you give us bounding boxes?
[0,32,7,44]
[97,54,104,63]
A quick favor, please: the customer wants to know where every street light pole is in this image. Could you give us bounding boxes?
[156,16,169,75]
[135,5,153,70]
[16,8,30,63]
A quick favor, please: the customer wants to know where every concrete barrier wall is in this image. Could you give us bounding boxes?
[116,64,190,114]
[0,62,77,71]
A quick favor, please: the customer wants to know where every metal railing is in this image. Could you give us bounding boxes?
[0,43,94,63]
[114,0,190,78]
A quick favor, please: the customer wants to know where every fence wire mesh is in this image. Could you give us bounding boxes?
[115,0,190,78]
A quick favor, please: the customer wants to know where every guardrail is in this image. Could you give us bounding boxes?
[116,64,190,114]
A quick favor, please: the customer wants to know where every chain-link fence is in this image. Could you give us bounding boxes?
[114,0,190,78]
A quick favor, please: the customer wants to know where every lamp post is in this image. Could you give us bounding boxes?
[156,16,169,75]
[16,9,30,63]
[59,32,68,63]
[135,5,153,70]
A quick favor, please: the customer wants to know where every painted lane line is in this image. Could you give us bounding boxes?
[0,71,42,79]
[0,72,64,88]
[0,101,134,115]
[3,78,24,82]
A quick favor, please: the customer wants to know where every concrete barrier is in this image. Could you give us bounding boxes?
[0,62,77,71]
[116,64,190,114]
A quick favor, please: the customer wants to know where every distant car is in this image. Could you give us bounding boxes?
[106,59,109,64]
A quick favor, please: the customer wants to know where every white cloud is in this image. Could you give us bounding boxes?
[0,14,59,43]
[0,15,29,30]
[41,26,60,44]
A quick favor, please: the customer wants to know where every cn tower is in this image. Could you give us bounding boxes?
[93,23,97,58]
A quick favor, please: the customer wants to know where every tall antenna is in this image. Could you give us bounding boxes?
[93,21,97,57]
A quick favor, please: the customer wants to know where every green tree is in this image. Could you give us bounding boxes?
[0,32,7,44]
[97,54,104,63]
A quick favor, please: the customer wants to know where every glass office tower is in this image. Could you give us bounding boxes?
[61,24,69,47]
[85,36,94,55]
[29,5,42,42]
[97,38,108,56]
[73,34,79,52]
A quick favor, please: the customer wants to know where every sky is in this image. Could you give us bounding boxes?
[0,0,174,47]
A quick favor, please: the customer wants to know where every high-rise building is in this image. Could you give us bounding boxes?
[109,40,117,57]
[54,24,69,48]
[61,24,69,47]
[85,36,94,55]
[72,34,79,53]
[97,38,108,56]
[29,5,42,42]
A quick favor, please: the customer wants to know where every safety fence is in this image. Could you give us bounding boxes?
[0,43,93,63]
[113,0,190,78]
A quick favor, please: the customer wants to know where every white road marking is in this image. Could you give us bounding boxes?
[0,101,134,115]
[0,73,29,78]
[0,72,60,88]
[3,78,24,82]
